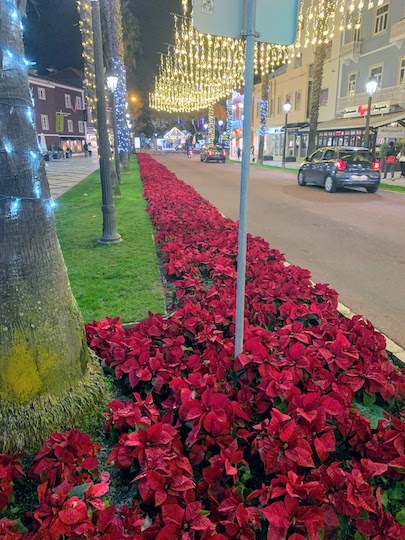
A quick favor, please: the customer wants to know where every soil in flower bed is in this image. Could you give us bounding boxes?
[2,154,405,539]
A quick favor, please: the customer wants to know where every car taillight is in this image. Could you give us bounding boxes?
[208,151,212,156]
[222,150,226,156]
[335,159,347,170]
[372,160,381,170]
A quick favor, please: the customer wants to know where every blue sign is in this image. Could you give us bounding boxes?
[193,0,299,45]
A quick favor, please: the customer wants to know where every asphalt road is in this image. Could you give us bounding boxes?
[153,151,405,349]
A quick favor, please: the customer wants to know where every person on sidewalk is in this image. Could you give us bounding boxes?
[383,141,397,180]
[83,141,89,157]
[396,145,405,178]
[237,146,241,160]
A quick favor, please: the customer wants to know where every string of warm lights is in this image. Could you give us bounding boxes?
[0,2,57,220]
[150,0,385,115]
[76,0,97,121]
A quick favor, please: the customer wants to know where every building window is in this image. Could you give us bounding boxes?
[353,17,361,41]
[277,96,283,114]
[369,64,383,87]
[374,3,388,34]
[319,88,329,107]
[399,57,405,86]
[75,96,82,110]
[67,119,74,133]
[40,114,49,130]
[78,120,84,133]
[294,54,302,69]
[38,87,46,100]
[295,91,301,111]
[348,72,357,96]
[65,94,72,109]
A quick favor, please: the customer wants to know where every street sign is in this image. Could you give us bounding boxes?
[193,0,299,45]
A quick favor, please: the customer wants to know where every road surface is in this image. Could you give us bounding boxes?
[152,151,405,349]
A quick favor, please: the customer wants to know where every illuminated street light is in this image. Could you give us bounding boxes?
[364,77,378,149]
[282,98,292,169]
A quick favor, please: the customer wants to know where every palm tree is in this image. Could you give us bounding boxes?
[121,0,142,89]
[0,0,105,451]
[257,73,270,164]
[102,0,130,169]
[307,0,338,155]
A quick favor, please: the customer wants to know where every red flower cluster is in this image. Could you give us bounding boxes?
[86,155,405,538]
[1,155,405,539]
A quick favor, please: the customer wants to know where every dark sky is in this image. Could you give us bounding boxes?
[24,0,181,98]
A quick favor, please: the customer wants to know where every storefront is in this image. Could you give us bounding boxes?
[264,124,308,160]
[298,110,405,152]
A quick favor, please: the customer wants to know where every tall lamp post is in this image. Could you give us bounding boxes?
[203,123,208,145]
[218,119,224,143]
[282,98,291,168]
[91,0,121,243]
[364,77,378,149]
[106,69,121,184]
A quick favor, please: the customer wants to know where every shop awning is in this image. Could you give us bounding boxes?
[298,110,405,132]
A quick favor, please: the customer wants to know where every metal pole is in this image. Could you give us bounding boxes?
[111,92,121,184]
[91,0,122,244]
[234,0,257,358]
[364,94,372,148]
[282,112,288,168]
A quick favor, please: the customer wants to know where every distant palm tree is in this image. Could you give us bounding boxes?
[121,0,142,88]
[257,73,270,164]
[102,0,130,168]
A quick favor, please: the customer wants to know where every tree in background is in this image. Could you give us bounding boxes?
[0,0,105,452]
[257,73,270,164]
[102,0,130,168]
[121,0,142,89]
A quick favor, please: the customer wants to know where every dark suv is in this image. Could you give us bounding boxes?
[200,145,226,163]
[298,147,381,193]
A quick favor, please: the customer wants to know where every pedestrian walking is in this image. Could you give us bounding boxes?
[383,141,397,180]
[83,142,89,157]
[251,145,255,162]
[237,146,241,160]
[396,145,405,178]
[88,142,92,158]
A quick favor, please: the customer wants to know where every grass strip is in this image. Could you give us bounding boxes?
[55,157,165,323]
[380,183,405,193]
[228,158,296,174]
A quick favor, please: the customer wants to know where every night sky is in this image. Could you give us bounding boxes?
[24,0,182,98]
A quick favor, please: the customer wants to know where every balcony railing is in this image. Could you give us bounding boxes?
[340,40,361,65]
[390,18,405,46]
[337,85,405,112]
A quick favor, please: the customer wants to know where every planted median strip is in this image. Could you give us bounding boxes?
[54,157,165,323]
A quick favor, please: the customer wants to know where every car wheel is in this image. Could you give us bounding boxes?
[366,185,379,193]
[298,171,306,186]
[324,175,336,193]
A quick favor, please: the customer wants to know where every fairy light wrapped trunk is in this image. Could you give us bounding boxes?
[0,0,105,452]
[76,0,97,124]
[103,0,131,169]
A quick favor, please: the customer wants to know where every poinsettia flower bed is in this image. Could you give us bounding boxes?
[2,154,405,539]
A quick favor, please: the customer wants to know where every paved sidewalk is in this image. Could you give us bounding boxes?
[45,155,99,199]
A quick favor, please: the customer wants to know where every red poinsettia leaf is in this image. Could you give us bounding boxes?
[90,498,105,510]
[81,457,99,470]
[162,504,185,526]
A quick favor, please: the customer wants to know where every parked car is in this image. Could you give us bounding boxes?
[297,147,381,193]
[200,145,226,163]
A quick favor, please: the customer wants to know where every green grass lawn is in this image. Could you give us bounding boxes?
[380,183,405,193]
[55,158,165,323]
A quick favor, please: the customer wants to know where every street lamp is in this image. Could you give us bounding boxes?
[106,68,121,184]
[364,76,378,148]
[203,123,208,145]
[91,0,121,243]
[282,98,291,168]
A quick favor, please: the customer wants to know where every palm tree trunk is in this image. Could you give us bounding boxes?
[76,0,97,124]
[257,73,270,165]
[0,0,105,452]
[307,43,327,155]
[103,0,130,171]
